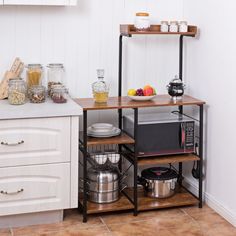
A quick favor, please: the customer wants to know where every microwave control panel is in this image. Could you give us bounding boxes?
[185,122,195,149]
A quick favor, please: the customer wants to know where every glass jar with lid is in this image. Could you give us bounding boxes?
[160,21,169,32]
[26,64,43,89]
[28,85,46,103]
[8,78,27,105]
[179,21,188,33]
[92,69,109,103]
[134,12,150,31]
[169,21,179,32]
[47,63,65,95]
[51,86,68,104]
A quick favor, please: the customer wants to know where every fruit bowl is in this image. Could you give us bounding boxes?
[128,95,156,101]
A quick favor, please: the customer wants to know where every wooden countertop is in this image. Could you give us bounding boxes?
[74,95,205,111]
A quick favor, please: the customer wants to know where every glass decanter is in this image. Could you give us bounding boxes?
[92,69,109,103]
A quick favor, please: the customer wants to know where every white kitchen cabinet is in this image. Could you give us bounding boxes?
[0,163,70,216]
[0,117,71,167]
[3,0,77,6]
[0,99,82,223]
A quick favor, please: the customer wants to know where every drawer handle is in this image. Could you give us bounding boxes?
[1,140,24,146]
[0,188,24,195]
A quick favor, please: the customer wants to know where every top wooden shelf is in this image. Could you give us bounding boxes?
[120,25,198,37]
[74,95,205,111]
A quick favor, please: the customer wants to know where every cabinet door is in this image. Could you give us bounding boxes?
[0,117,71,167]
[0,163,70,216]
[3,0,77,5]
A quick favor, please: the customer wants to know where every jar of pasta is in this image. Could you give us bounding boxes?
[26,64,43,89]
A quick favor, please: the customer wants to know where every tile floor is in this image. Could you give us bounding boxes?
[1,205,236,236]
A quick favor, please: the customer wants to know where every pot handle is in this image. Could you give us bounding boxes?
[137,176,148,191]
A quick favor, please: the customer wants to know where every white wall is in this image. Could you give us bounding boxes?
[183,0,236,226]
[0,0,184,99]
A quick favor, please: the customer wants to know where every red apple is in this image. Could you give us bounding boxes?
[143,87,154,96]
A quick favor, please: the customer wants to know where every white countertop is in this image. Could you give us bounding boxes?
[0,98,83,120]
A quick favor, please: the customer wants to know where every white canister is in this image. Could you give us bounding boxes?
[160,21,169,32]
[169,21,179,33]
[179,21,188,33]
[134,12,150,31]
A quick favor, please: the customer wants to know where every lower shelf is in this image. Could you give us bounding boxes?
[79,186,198,214]
[79,193,134,214]
[124,187,199,211]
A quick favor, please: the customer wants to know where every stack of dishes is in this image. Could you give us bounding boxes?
[88,123,121,138]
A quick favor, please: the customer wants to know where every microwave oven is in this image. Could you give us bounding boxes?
[123,113,195,157]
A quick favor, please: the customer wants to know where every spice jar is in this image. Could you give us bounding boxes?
[47,63,64,95]
[160,21,169,32]
[26,64,43,88]
[51,86,68,104]
[179,21,188,33]
[28,85,46,103]
[169,21,179,32]
[92,69,109,103]
[134,12,150,31]
[8,79,26,105]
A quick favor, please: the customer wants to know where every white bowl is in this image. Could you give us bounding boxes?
[128,95,156,101]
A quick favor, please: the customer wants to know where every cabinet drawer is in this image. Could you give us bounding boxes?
[0,117,70,167]
[0,163,70,216]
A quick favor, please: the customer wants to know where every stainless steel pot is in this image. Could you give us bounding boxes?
[86,166,126,203]
[88,189,119,203]
[138,167,178,199]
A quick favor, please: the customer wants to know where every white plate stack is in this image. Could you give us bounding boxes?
[87,123,121,138]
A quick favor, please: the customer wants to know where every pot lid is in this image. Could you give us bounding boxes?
[169,75,183,84]
[141,167,178,180]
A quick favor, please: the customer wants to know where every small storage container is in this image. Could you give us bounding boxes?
[47,63,64,95]
[26,64,43,88]
[134,12,150,31]
[28,85,46,103]
[169,21,179,32]
[51,86,68,103]
[8,79,27,105]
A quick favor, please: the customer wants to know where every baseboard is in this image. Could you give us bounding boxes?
[183,177,236,227]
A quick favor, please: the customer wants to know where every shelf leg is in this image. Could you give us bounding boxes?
[179,35,184,81]
[133,108,138,216]
[179,162,183,186]
[118,34,123,97]
[198,105,204,208]
[83,111,88,222]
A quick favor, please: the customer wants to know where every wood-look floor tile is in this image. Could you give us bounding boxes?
[108,220,173,236]
[101,208,185,225]
[204,222,236,236]
[38,225,111,236]
[181,205,214,216]
[0,228,11,236]
[168,223,204,236]
[13,211,103,236]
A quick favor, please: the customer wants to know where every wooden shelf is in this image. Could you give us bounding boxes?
[74,95,205,111]
[125,187,198,211]
[79,131,135,146]
[79,194,134,214]
[120,25,198,37]
[137,154,200,166]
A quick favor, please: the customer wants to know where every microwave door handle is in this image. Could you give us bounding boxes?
[180,123,186,148]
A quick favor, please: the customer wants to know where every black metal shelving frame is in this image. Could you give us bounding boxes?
[118,32,204,212]
[78,29,204,223]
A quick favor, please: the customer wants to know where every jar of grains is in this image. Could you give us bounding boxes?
[8,79,27,105]
[28,85,46,103]
[51,86,68,104]
[26,64,43,89]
